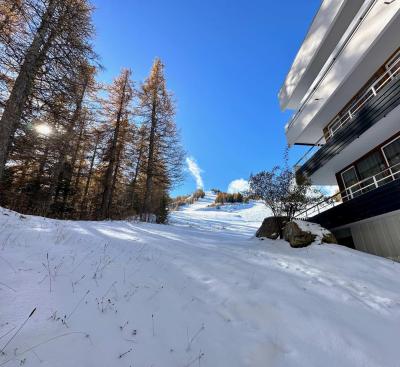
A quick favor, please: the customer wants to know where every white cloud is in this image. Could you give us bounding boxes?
[186,156,204,189]
[227,179,249,194]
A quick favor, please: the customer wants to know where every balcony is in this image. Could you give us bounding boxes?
[325,50,400,141]
[295,63,400,180]
[296,162,400,229]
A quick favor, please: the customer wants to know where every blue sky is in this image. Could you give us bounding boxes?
[91,0,322,196]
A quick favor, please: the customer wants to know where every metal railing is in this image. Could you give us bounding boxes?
[294,136,324,168]
[295,162,400,219]
[294,52,400,170]
[326,54,400,140]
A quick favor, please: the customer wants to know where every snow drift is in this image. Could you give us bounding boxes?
[1,193,400,367]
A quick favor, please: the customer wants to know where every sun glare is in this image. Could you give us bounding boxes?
[34,123,52,136]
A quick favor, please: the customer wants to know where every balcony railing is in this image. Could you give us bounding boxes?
[326,53,400,140]
[295,162,400,219]
[294,51,400,169]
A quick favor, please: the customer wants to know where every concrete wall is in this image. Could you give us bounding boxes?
[336,210,400,258]
[285,2,400,146]
[279,0,364,111]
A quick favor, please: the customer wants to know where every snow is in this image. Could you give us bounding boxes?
[1,193,400,367]
[170,193,272,236]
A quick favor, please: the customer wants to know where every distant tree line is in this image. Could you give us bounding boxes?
[0,0,184,222]
[214,192,248,204]
[170,189,205,211]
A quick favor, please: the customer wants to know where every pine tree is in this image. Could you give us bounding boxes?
[48,63,96,216]
[126,124,147,215]
[79,128,102,218]
[99,68,134,219]
[156,194,169,224]
[0,7,185,222]
[139,59,184,220]
[0,0,96,182]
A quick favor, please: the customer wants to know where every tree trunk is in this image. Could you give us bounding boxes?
[100,75,128,219]
[129,142,144,209]
[80,131,100,218]
[60,117,85,215]
[108,145,123,217]
[48,73,90,209]
[142,92,157,219]
[68,153,85,213]
[28,144,50,210]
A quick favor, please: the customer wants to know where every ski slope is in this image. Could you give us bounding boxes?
[1,193,400,367]
[170,193,272,235]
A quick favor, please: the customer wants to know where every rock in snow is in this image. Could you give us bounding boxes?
[255,216,337,247]
[0,193,400,367]
[282,220,337,248]
[255,216,287,239]
[283,221,316,248]
[294,219,338,245]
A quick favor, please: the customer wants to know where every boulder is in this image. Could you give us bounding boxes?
[294,220,338,245]
[283,221,316,248]
[256,216,288,239]
[322,232,337,244]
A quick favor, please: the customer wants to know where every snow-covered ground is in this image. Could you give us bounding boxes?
[1,193,400,367]
[170,193,272,235]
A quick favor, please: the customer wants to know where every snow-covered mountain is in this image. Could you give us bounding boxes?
[1,193,400,367]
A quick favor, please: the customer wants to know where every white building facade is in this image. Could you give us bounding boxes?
[280,0,400,258]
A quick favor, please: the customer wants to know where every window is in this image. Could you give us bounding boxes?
[382,136,400,179]
[356,151,386,179]
[356,151,389,191]
[342,166,358,187]
[338,135,400,200]
[341,166,361,200]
